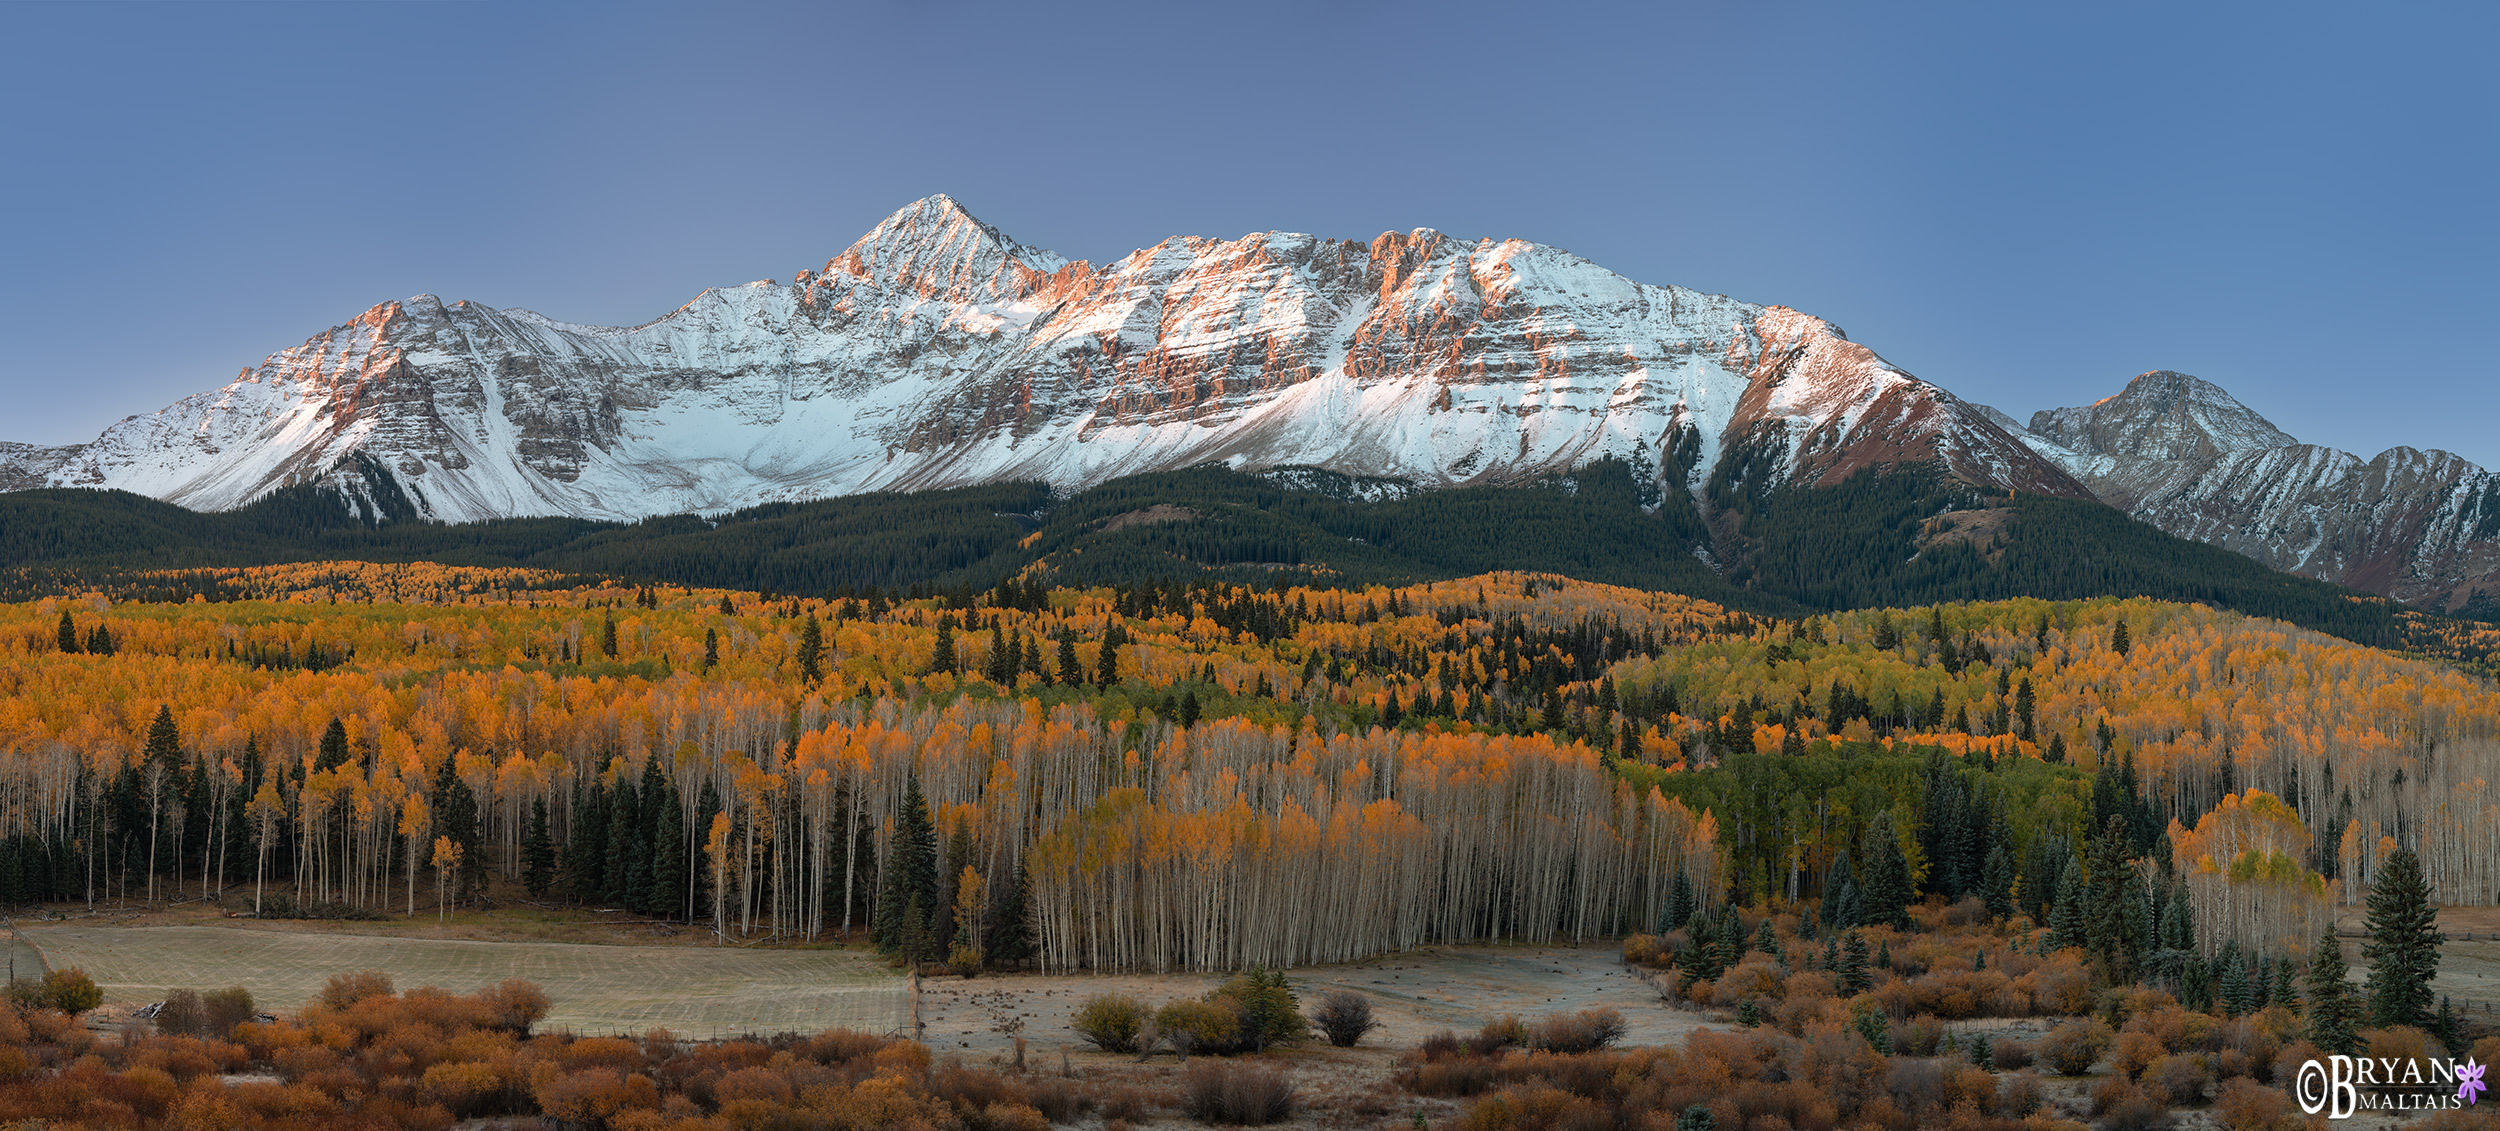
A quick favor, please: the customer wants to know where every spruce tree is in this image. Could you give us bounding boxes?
[2084,814,2139,981]
[2216,941,2250,1016]
[796,617,823,683]
[2363,847,2439,1029]
[649,779,685,920]
[1056,633,1083,687]
[2305,930,2361,1054]
[2047,864,2087,952]
[1840,931,1872,995]
[566,781,607,903]
[1859,814,1912,929]
[1664,870,1696,934]
[601,612,618,658]
[984,857,1034,968]
[875,776,940,955]
[521,798,556,897]
[316,718,351,772]
[55,611,77,654]
[928,619,956,676]
[2272,954,2301,1013]
[432,757,486,900]
[1980,843,2015,919]
[601,778,635,906]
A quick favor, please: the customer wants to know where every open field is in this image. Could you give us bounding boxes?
[19,924,908,1038]
[920,944,1714,1058]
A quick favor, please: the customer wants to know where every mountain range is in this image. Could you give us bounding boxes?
[4,195,2493,613]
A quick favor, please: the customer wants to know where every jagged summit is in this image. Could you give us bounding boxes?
[1,196,2084,528]
[2016,369,2500,609]
[2028,369,2297,462]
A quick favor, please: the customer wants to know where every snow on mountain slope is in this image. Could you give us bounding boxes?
[15,195,2086,524]
[2020,370,2500,608]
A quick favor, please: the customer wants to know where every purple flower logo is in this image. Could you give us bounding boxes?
[2461,1058,2486,1106]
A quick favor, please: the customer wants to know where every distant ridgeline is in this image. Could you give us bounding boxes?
[0,458,2465,651]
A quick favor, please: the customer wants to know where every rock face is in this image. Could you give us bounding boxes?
[2006,371,2500,609]
[9,195,2084,523]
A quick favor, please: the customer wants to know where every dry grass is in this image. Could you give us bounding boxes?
[21,924,906,1037]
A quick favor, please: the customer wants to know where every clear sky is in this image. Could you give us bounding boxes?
[3,2,2492,464]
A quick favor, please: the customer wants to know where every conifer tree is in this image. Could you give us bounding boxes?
[1056,632,1083,687]
[316,717,351,772]
[566,781,607,903]
[2272,954,2301,1013]
[650,777,684,920]
[1858,814,1912,929]
[521,797,556,897]
[984,856,1034,968]
[601,612,618,658]
[55,611,77,654]
[2305,930,2361,1055]
[431,756,486,900]
[874,776,940,955]
[1981,843,2014,918]
[2047,864,2087,952]
[928,618,956,676]
[702,627,718,672]
[1840,931,1872,994]
[2084,814,2140,981]
[796,617,823,683]
[2216,941,2250,1016]
[1663,870,1696,933]
[602,777,635,906]
[1753,917,1782,963]
[2363,847,2439,1029]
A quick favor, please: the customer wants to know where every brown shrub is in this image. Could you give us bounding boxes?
[1994,1070,2043,1118]
[981,1101,1052,1131]
[2110,1030,2168,1079]
[535,1068,659,1129]
[2139,1052,2212,1106]
[2363,1025,2439,1066]
[478,979,551,1035]
[2211,1074,2300,1131]
[1026,1076,1096,1122]
[1989,1037,2033,1071]
[1177,1061,1294,1125]
[1476,1015,1528,1053]
[561,1036,646,1072]
[316,970,394,1011]
[1622,934,1665,965]
[714,1065,794,1106]
[1527,1009,1626,1054]
[1098,1084,1159,1122]
[2037,1018,2114,1076]
[1310,990,1381,1049]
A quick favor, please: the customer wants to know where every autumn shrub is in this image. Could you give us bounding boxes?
[1476,1015,1528,1053]
[39,968,100,1015]
[1027,1075,1097,1122]
[2109,1029,2167,1079]
[1622,934,1665,965]
[1994,1069,2043,1118]
[316,969,395,1012]
[1310,990,1381,1048]
[478,978,552,1035]
[1885,1056,1946,1117]
[2088,1076,2173,1131]
[537,1066,660,1129]
[1178,1061,1295,1125]
[1073,994,1148,1054]
[1527,1008,1625,1054]
[2362,1024,2440,1067]
[2211,1075,2299,1131]
[2037,1017,2114,1076]
[154,989,206,1037]
[1098,1084,1160,1122]
[1157,998,1246,1057]
[1989,1037,2033,1071]
[2139,1052,2212,1106]
[1457,1083,1611,1131]
[1892,1014,1945,1057]
[201,986,258,1038]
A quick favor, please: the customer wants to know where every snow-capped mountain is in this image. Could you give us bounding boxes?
[2,196,2083,524]
[1998,371,2500,609]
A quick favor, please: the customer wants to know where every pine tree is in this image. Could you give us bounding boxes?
[2216,942,2251,1016]
[2432,995,2463,1056]
[566,781,607,903]
[1980,842,2015,918]
[2084,814,2140,981]
[2047,864,2087,952]
[874,776,940,955]
[1663,870,1696,933]
[702,627,719,672]
[928,618,956,676]
[796,617,824,683]
[601,612,618,658]
[1752,917,1782,963]
[55,611,77,654]
[1859,814,1912,929]
[521,798,556,897]
[1056,633,1083,687]
[2111,620,2131,656]
[601,778,635,906]
[2305,930,2361,1055]
[2181,953,2213,1011]
[2272,954,2301,1013]
[431,757,486,900]
[1840,931,1872,994]
[649,777,685,921]
[2363,847,2440,1030]
[982,626,1010,686]
[984,856,1034,968]
[1095,623,1123,686]
[316,717,351,772]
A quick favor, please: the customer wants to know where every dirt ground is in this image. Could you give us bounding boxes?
[917,944,1716,1059]
[17,923,907,1038]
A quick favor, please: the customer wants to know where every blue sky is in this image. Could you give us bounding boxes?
[3,2,2492,463]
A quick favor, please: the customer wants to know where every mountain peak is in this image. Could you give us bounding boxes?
[821,195,1068,303]
[2027,369,2295,461]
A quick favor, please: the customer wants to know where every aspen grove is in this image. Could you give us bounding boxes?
[0,561,2493,975]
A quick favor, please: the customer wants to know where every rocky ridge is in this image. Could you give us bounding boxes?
[1995,371,2500,609]
[2,195,2084,524]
